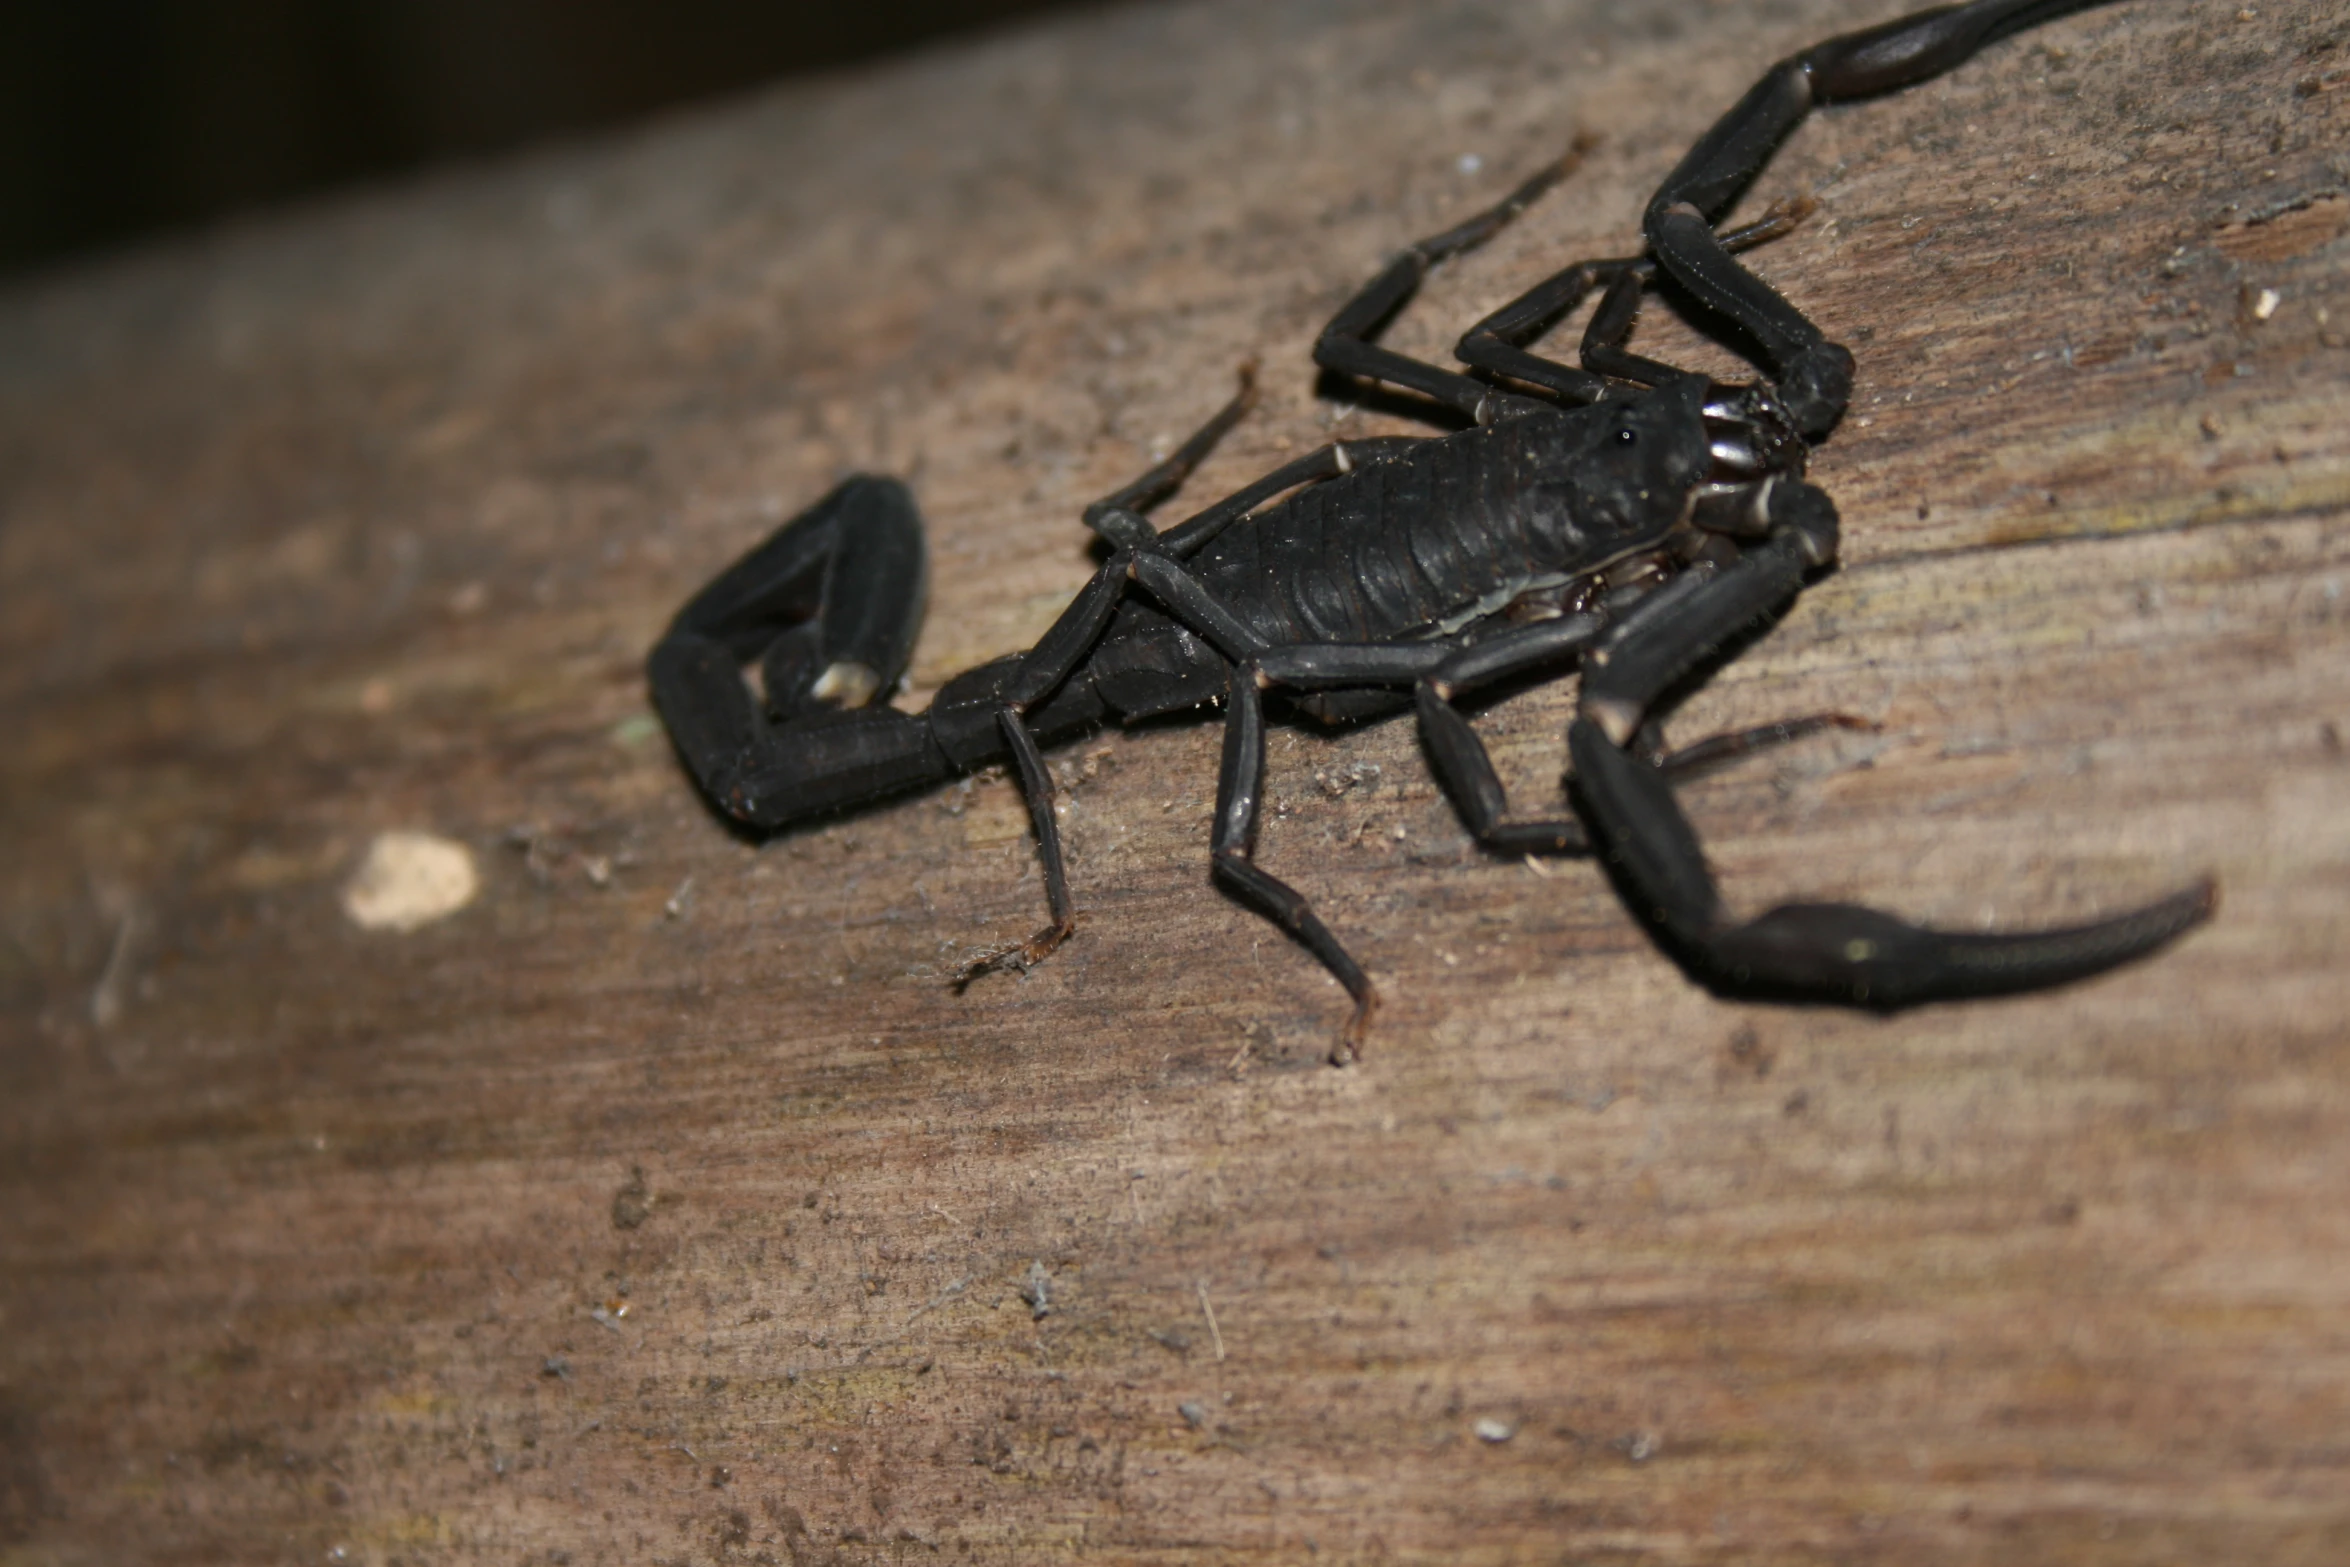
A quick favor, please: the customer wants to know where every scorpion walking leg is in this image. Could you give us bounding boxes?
[1315,139,1596,422]
[1255,622,1855,863]
[949,560,1146,983]
[962,544,1292,984]
[947,708,1083,982]
[1219,624,1818,1055]
[1156,437,1425,558]
[1417,620,1612,852]
[1568,482,2213,1006]
[1211,664,1380,1061]
[1084,365,1258,541]
[1645,714,1875,779]
[1453,202,1815,398]
[1423,692,1872,853]
[960,381,1281,984]
[1646,0,2117,432]
[1454,258,1637,404]
[1245,628,1607,857]
[1588,202,1820,387]
[940,599,1118,983]
[875,439,1441,1043]
[1216,632,1600,1058]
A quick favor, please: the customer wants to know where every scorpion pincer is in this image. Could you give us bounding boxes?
[648,0,2213,1057]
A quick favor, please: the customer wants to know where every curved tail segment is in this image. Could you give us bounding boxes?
[648,475,958,830]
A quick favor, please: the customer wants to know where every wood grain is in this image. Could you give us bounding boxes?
[4,1,2347,1561]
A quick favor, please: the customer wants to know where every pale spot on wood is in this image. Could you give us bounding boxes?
[340,831,479,931]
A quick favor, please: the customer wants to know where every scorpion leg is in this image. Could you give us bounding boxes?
[1083,365,1257,542]
[1158,436,1425,559]
[1219,632,1594,1055]
[948,564,1137,985]
[1454,201,1815,398]
[1316,139,1596,422]
[959,545,1276,984]
[948,708,1083,983]
[1212,663,1381,1061]
[1452,257,1634,404]
[1422,697,1874,855]
[1646,0,2117,432]
[649,475,959,827]
[1079,372,1420,563]
[961,381,1289,985]
[1052,583,1486,1053]
[1255,621,1852,862]
[1568,481,2213,1006]
[1633,713,1876,779]
[1418,619,1613,852]
[1250,651,1598,855]
[1223,626,1845,1050]
[1248,631,1601,852]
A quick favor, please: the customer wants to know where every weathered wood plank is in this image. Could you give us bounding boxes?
[3,1,2347,1561]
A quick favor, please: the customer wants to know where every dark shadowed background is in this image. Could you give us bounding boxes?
[0,0,1103,279]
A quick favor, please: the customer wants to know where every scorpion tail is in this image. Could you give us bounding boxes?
[650,629,956,830]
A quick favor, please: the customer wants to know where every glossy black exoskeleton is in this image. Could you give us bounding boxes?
[649,0,2211,1055]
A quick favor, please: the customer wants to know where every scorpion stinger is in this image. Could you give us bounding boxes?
[649,0,2212,1052]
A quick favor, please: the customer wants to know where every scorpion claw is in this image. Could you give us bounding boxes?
[1706,880,2217,1008]
[1777,341,1857,438]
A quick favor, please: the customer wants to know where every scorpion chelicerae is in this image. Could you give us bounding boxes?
[649,0,2213,1055]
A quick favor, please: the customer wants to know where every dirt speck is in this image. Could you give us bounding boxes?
[341,830,478,931]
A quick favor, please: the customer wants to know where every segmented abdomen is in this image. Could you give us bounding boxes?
[1189,415,1565,646]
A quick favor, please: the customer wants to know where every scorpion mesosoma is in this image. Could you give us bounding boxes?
[650,0,2213,1055]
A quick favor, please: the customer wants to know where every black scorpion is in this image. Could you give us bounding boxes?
[649,0,2214,1055]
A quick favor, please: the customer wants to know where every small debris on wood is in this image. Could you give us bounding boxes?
[89,901,141,1028]
[1195,1281,1226,1361]
[611,1166,653,1230]
[342,830,478,932]
[1314,761,1381,798]
[1018,1260,1052,1320]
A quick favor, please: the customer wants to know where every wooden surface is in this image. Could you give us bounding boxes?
[4,1,2348,1561]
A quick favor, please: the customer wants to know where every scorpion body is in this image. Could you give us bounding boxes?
[650,0,2212,1054]
[991,387,1730,734]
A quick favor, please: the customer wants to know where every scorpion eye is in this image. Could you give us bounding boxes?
[1614,427,1638,446]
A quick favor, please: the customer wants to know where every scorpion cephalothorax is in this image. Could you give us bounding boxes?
[649,0,2210,1056]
